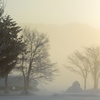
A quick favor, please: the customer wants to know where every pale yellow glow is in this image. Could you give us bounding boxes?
[5,0,100,27]
[5,0,100,92]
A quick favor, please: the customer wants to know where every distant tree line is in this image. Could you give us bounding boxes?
[66,46,100,90]
[0,0,56,95]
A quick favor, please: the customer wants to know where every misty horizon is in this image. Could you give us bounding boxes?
[17,22,100,93]
[1,1,100,98]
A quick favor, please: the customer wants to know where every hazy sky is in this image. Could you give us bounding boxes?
[5,0,100,28]
[4,0,100,94]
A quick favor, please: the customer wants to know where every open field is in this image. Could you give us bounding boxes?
[0,95,100,100]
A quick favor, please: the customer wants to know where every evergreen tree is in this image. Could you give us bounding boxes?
[0,15,24,77]
[0,15,24,93]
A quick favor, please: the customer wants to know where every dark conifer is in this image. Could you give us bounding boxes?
[0,15,24,78]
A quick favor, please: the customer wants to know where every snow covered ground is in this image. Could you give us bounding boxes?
[0,95,100,100]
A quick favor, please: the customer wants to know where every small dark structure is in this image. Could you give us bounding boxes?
[66,81,83,93]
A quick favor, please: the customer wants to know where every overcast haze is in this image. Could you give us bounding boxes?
[5,0,100,27]
[4,0,100,94]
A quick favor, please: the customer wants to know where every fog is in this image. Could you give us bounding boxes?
[4,0,100,94]
[23,23,100,93]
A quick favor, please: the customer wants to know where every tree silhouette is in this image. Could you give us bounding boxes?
[18,28,56,95]
[66,46,100,90]
[84,46,100,89]
[66,50,90,90]
[0,15,24,93]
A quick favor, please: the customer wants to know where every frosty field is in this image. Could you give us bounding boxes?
[0,95,100,100]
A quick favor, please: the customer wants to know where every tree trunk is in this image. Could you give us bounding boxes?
[94,82,97,89]
[23,75,30,95]
[21,54,29,95]
[24,78,29,95]
[24,60,32,95]
[24,85,28,95]
[4,74,9,93]
[84,78,87,90]
[94,81,98,89]
[23,78,27,95]
[93,77,98,89]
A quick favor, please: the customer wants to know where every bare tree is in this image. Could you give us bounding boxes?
[66,50,90,90]
[84,46,100,89]
[66,46,100,90]
[18,28,56,95]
